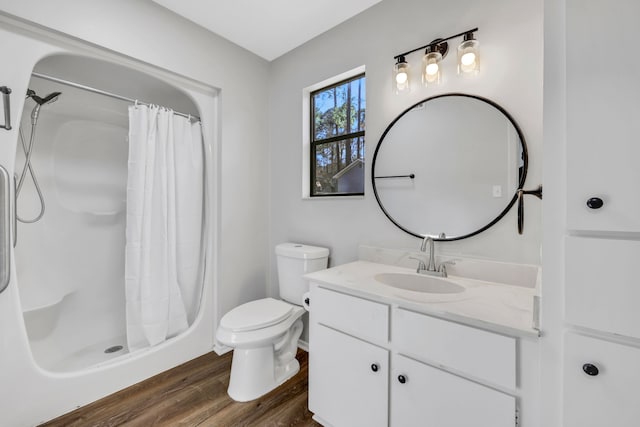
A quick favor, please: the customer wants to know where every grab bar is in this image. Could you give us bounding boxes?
[0,165,10,293]
[0,86,11,131]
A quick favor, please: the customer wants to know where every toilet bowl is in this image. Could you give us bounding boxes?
[216,243,329,402]
[217,298,305,401]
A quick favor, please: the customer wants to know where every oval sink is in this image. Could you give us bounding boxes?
[374,273,465,294]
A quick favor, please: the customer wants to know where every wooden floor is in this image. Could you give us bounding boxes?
[41,349,322,427]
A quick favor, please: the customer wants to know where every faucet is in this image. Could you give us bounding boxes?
[410,235,457,277]
[420,235,437,273]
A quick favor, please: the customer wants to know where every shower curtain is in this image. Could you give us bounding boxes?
[125,105,204,351]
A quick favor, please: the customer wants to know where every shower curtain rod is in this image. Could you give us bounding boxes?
[31,72,201,122]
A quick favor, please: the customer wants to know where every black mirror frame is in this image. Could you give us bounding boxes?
[371,93,528,241]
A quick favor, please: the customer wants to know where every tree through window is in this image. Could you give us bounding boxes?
[311,74,365,196]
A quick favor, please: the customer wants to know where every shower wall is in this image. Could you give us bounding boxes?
[17,78,130,371]
[0,15,226,423]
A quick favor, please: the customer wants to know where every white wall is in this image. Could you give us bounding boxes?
[540,0,566,424]
[0,0,271,319]
[268,0,543,294]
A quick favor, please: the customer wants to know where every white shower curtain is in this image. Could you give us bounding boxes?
[125,105,204,351]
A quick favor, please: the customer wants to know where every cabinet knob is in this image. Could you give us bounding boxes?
[586,197,604,209]
[397,374,407,384]
[371,363,379,372]
[582,363,599,376]
[304,297,310,306]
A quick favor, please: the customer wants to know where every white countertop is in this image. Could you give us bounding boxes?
[305,260,540,338]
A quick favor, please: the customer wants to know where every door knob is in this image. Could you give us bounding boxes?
[582,363,599,376]
[586,197,604,209]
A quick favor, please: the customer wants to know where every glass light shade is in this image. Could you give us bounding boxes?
[422,51,442,86]
[393,59,411,94]
[457,38,480,76]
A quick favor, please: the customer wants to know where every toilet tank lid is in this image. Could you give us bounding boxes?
[276,243,329,259]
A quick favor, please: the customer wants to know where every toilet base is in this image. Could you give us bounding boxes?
[226,320,303,402]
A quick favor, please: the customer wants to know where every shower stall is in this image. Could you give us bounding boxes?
[0,44,218,426]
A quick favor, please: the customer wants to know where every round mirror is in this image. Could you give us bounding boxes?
[371,93,527,240]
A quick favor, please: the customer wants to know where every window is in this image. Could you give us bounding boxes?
[310,74,365,197]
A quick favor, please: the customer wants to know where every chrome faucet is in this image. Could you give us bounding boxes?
[410,235,457,277]
[420,235,437,273]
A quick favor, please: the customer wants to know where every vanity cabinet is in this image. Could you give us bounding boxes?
[564,333,640,427]
[565,0,640,233]
[563,1,640,424]
[309,284,518,427]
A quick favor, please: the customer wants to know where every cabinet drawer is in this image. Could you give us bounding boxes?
[393,308,516,390]
[311,285,389,345]
[566,236,640,339]
[564,333,640,427]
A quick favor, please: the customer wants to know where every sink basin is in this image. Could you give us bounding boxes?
[374,273,465,294]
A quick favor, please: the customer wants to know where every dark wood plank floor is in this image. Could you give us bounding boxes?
[40,349,322,427]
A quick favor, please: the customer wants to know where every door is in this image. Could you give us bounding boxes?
[564,333,640,427]
[309,324,388,427]
[566,0,640,232]
[390,354,515,427]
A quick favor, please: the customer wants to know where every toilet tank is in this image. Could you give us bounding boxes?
[276,243,329,305]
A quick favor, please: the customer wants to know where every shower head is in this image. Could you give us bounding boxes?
[30,92,62,125]
[31,91,61,106]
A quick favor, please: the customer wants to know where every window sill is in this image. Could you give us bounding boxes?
[302,195,365,201]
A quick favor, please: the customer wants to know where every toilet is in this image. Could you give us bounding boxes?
[216,242,329,401]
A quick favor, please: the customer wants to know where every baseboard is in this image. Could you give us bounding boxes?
[298,339,309,352]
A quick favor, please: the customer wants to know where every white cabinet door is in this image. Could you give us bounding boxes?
[309,324,388,427]
[390,355,515,427]
[565,236,640,339]
[566,0,640,232]
[564,333,640,427]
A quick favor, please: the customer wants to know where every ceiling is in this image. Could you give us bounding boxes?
[151,0,383,61]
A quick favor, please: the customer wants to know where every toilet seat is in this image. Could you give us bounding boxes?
[220,298,294,332]
[217,298,304,349]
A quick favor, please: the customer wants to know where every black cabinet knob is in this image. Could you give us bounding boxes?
[586,197,604,209]
[304,297,310,306]
[582,363,599,376]
[371,363,379,372]
[397,374,407,384]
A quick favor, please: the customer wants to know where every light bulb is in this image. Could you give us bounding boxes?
[396,71,408,85]
[460,51,476,67]
[425,63,439,76]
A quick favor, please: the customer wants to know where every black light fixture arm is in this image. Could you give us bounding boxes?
[517,185,543,235]
[393,27,478,60]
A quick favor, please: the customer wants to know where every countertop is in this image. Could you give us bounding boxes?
[305,260,540,339]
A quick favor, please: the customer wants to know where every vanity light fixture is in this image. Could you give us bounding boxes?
[392,27,479,93]
[422,42,445,86]
[457,32,480,76]
[393,55,411,93]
